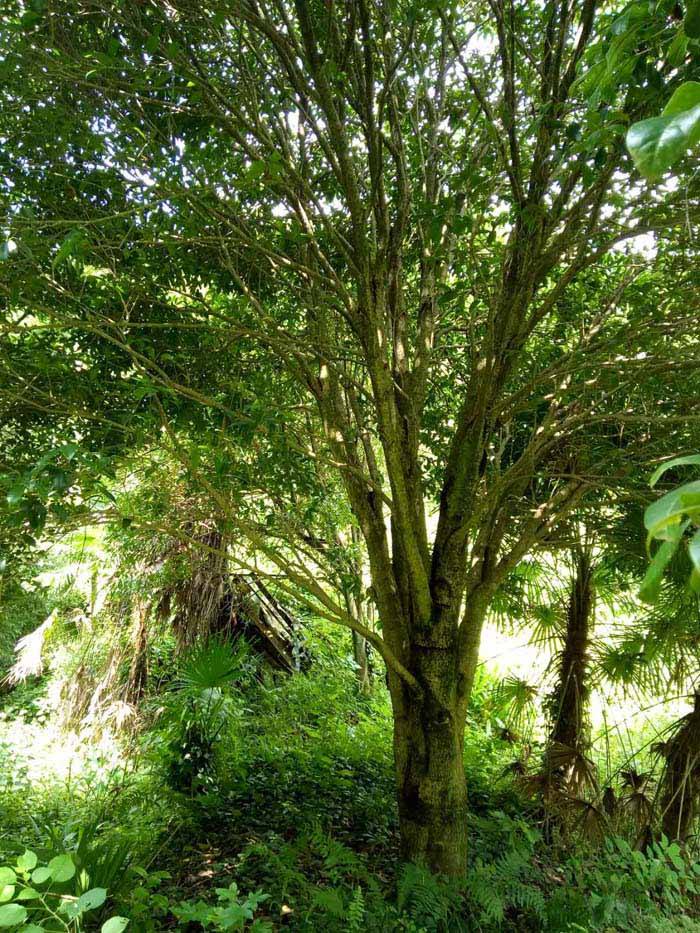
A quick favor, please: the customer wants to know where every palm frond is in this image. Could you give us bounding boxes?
[174,638,253,693]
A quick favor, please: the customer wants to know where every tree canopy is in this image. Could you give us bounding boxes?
[3,0,700,880]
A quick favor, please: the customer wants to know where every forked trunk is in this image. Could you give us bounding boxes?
[390,646,468,876]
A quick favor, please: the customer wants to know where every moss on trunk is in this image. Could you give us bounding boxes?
[391,644,468,876]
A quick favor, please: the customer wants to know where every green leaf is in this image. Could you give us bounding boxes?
[627,82,700,179]
[102,917,130,933]
[639,522,688,603]
[60,442,79,460]
[689,528,700,573]
[0,904,28,927]
[31,866,51,884]
[650,454,700,487]
[0,872,15,888]
[6,486,24,506]
[48,854,75,883]
[668,29,689,68]
[686,0,700,38]
[0,887,13,905]
[77,888,107,912]
[245,160,266,183]
[60,900,80,921]
[640,529,685,603]
[644,480,700,540]
[52,228,89,269]
[690,568,700,593]
[16,851,37,873]
[15,887,40,901]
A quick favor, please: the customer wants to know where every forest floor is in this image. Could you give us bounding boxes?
[1,650,700,931]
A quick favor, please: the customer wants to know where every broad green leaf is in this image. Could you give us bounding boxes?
[686,0,700,38]
[15,887,40,900]
[60,900,80,920]
[0,887,13,904]
[0,903,27,927]
[668,29,689,67]
[0,872,15,888]
[640,524,686,603]
[691,568,700,593]
[611,0,647,36]
[48,854,75,883]
[662,82,700,119]
[60,442,79,460]
[31,866,51,884]
[650,454,700,487]
[627,82,700,179]
[102,917,129,933]
[77,887,107,912]
[689,528,700,572]
[16,851,37,873]
[644,480,700,540]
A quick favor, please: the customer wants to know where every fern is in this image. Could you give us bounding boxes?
[397,862,463,932]
[347,885,366,932]
[311,885,346,918]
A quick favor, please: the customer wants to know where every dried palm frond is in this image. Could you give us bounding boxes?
[622,789,655,826]
[520,772,550,800]
[650,739,674,759]
[633,823,655,852]
[621,769,653,792]
[545,741,598,795]
[620,770,655,825]
[3,609,59,686]
[164,528,229,649]
[602,785,618,817]
[658,692,700,841]
[502,759,528,778]
[566,796,607,841]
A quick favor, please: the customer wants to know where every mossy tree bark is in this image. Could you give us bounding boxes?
[391,654,469,874]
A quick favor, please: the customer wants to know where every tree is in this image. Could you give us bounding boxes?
[543,549,596,795]
[3,0,700,873]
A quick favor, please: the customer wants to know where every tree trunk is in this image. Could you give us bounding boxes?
[544,551,594,789]
[125,601,148,705]
[660,692,700,842]
[345,527,372,692]
[352,630,371,693]
[390,650,468,876]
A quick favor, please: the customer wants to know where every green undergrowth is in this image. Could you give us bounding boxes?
[2,635,700,931]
